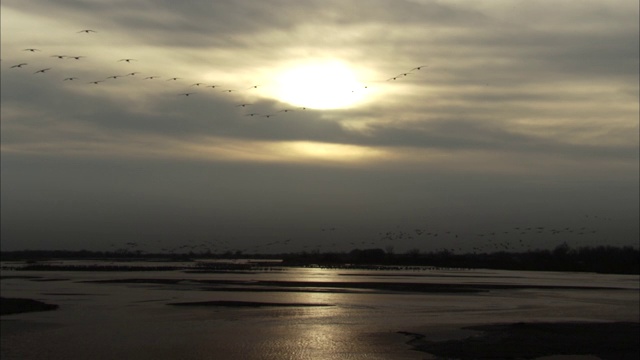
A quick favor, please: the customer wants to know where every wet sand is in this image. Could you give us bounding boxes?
[86,277,626,293]
[0,297,59,315]
[400,322,640,360]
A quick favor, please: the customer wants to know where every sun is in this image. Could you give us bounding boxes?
[273,61,367,110]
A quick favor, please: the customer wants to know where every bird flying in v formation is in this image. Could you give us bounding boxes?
[8,27,431,121]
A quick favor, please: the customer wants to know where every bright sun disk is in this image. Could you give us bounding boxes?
[274,61,366,110]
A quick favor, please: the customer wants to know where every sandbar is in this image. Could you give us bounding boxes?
[0,297,59,316]
[400,321,639,359]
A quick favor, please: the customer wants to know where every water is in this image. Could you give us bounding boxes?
[1,262,638,359]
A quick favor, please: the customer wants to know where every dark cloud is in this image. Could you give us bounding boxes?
[343,119,638,161]
[2,0,488,41]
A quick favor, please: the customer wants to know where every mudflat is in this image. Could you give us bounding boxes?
[400,321,640,360]
[0,297,59,316]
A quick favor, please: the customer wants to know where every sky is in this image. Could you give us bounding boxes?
[1,0,638,254]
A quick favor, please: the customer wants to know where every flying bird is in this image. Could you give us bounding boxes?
[143,76,160,80]
[34,68,51,74]
[351,85,369,93]
[178,93,195,96]
[63,77,78,81]
[410,65,428,71]
[11,63,28,68]
[23,48,40,52]
[68,56,85,60]
[166,77,181,81]
[235,103,252,107]
[78,29,97,33]
[51,55,67,59]
[118,59,136,63]
[386,72,412,81]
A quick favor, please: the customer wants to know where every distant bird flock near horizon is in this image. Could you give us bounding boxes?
[2,28,429,118]
[101,214,613,256]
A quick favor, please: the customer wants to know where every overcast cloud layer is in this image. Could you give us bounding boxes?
[1,0,638,253]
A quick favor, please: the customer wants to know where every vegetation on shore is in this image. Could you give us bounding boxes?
[1,243,638,274]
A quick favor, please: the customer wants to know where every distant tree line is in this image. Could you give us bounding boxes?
[1,243,638,274]
[282,244,640,274]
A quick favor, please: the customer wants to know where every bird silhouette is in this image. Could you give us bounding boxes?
[23,48,40,52]
[78,29,97,33]
[34,68,51,74]
[118,59,136,63]
[11,63,28,68]
[387,73,411,81]
[351,85,369,93]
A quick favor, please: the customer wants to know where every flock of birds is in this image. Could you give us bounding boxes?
[3,29,429,118]
[108,214,613,256]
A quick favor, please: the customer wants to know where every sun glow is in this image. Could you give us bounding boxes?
[273,61,367,109]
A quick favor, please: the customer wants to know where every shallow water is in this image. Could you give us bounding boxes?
[1,263,638,359]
